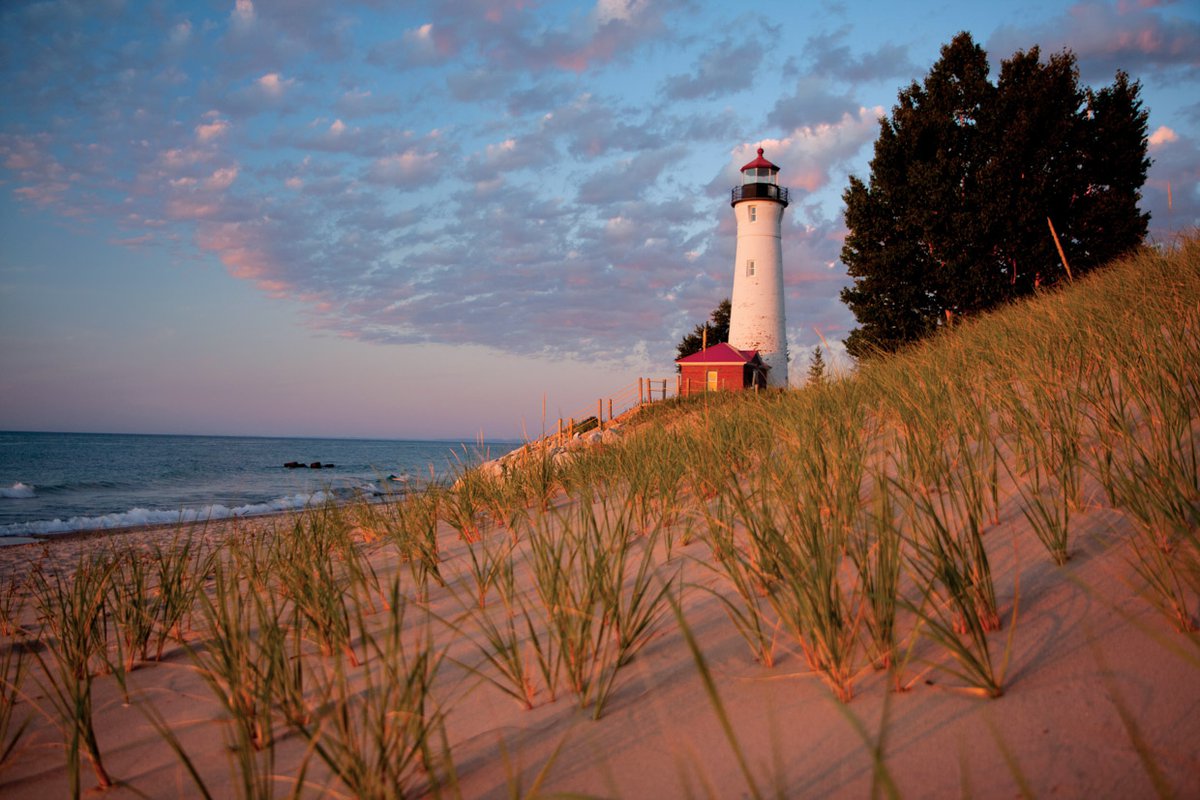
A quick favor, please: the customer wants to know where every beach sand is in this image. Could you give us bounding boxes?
[0,466,1197,798]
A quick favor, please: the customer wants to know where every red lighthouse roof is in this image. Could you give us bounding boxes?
[740,147,779,172]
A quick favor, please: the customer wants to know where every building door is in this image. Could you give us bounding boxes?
[706,370,718,392]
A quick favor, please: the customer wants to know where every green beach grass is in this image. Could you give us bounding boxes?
[0,234,1196,797]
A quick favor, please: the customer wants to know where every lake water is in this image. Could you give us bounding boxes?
[0,431,519,537]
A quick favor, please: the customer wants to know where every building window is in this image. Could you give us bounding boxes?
[746,259,755,277]
[748,205,757,222]
[706,370,719,392]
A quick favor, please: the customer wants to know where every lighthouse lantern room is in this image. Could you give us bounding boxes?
[728,147,790,387]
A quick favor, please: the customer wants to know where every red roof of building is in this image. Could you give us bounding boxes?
[740,147,779,172]
[675,342,762,365]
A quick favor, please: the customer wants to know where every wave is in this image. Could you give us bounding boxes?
[0,491,333,537]
[1,482,35,499]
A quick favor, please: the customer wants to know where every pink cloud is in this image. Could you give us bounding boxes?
[1149,125,1179,148]
[166,198,221,220]
[195,119,229,143]
[366,149,439,185]
[718,107,883,196]
[989,2,1200,80]
[161,148,207,169]
[257,72,293,97]
[196,221,291,295]
[110,233,154,247]
[204,166,239,190]
[13,183,68,207]
[231,0,256,29]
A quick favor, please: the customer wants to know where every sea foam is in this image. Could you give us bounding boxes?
[0,482,35,499]
[0,491,330,537]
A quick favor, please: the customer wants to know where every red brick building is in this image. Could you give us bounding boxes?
[676,342,769,396]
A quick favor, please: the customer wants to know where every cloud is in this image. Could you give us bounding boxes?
[1,0,1193,374]
[389,0,682,75]
[256,72,294,97]
[168,20,192,47]
[446,67,515,103]
[1149,125,1178,147]
[195,218,292,294]
[540,93,661,158]
[768,78,860,131]
[368,22,458,69]
[1142,126,1200,240]
[160,146,209,170]
[195,118,230,142]
[231,0,256,30]
[591,0,649,26]
[0,133,72,211]
[365,149,440,187]
[109,233,154,247]
[204,166,239,191]
[711,108,884,196]
[12,182,69,208]
[469,135,549,181]
[801,27,918,84]
[660,34,770,101]
[217,0,354,77]
[988,1,1200,83]
[576,146,686,205]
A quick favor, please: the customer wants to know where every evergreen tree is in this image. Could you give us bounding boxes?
[675,298,731,361]
[807,347,827,386]
[840,32,1149,357]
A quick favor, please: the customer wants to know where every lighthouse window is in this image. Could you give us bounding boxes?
[748,205,757,222]
[746,259,755,277]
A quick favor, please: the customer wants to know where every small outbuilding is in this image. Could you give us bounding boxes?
[676,342,769,396]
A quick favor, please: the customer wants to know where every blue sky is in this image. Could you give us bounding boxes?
[1,0,1197,439]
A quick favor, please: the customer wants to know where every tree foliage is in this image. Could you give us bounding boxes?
[807,347,827,386]
[840,32,1150,358]
[675,299,731,361]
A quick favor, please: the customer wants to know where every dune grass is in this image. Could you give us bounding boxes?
[28,555,117,796]
[0,627,30,772]
[1,236,1197,796]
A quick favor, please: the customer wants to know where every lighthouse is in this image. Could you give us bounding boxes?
[728,147,789,387]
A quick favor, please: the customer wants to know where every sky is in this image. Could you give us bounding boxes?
[1,0,1197,440]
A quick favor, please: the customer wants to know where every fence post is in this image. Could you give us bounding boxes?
[662,379,667,401]
[638,377,643,405]
[608,398,613,421]
[597,399,603,431]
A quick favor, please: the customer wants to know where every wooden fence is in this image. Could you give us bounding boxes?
[548,376,676,443]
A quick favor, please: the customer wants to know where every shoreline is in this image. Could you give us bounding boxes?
[0,507,338,552]
[0,507,310,547]
[0,431,519,548]
[0,509,309,586]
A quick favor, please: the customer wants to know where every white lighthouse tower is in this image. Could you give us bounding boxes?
[728,147,789,387]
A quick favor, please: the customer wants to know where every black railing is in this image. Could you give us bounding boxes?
[731,183,789,206]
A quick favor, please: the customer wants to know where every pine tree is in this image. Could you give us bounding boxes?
[840,32,1149,358]
[675,299,731,361]
[807,347,827,386]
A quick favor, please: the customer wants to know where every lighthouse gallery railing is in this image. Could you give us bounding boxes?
[730,183,789,205]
